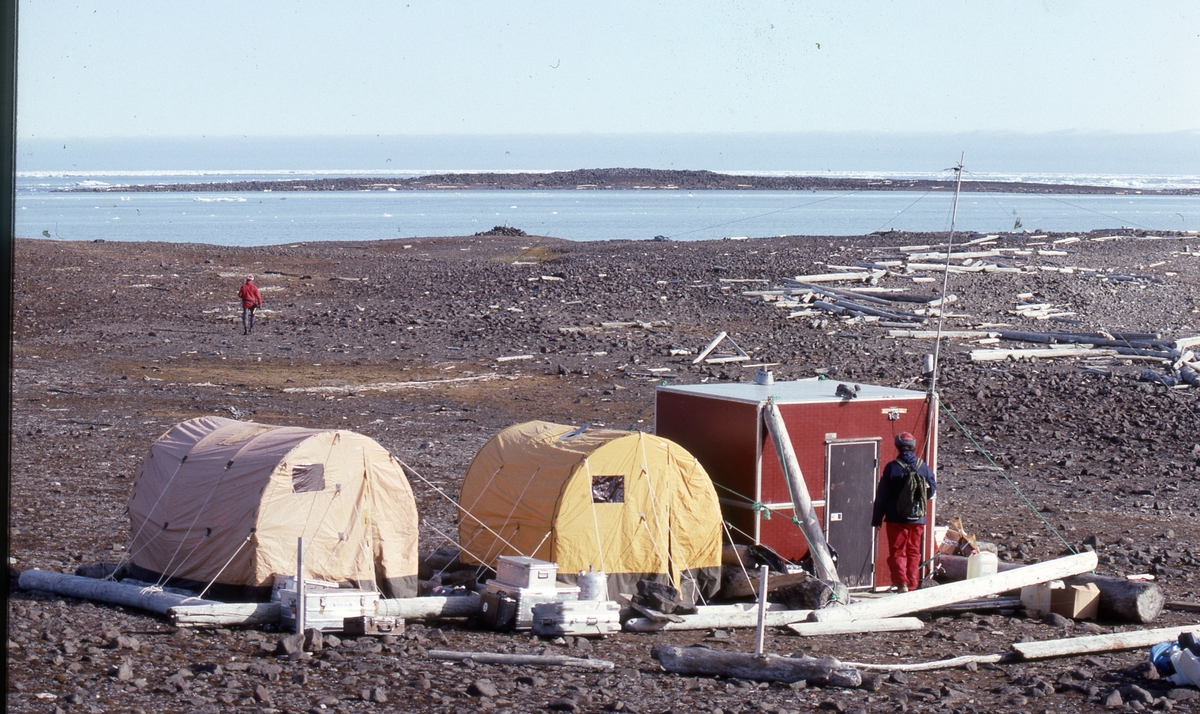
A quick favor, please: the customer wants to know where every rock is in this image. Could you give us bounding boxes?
[110,660,134,681]
[276,632,305,656]
[548,697,580,711]
[1120,685,1155,705]
[951,630,980,643]
[304,628,324,652]
[468,679,499,697]
[858,672,884,692]
[889,670,908,685]
[254,684,272,705]
[359,687,387,703]
[1168,688,1200,701]
[1103,689,1123,707]
[1041,612,1073,628]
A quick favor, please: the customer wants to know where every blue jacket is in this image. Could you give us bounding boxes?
[871,450,937,527]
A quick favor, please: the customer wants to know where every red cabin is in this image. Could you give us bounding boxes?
[655,379,937,591]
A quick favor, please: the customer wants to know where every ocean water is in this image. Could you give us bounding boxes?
[16,171,1200,245]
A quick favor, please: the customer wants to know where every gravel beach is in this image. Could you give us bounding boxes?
[9,229,1200,713]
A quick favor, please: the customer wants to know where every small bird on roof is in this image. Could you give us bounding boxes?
[835,383,861,400]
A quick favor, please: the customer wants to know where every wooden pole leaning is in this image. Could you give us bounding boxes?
[762,399,840,586]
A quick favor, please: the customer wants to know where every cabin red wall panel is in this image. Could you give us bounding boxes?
[656,381,937,590]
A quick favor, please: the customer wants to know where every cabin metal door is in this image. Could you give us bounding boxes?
[825,439,879,589]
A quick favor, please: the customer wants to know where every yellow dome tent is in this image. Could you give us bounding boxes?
[458,421,722,604]
[127,417,419,601]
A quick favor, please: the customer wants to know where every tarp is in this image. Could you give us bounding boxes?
[127,416,419,601]
[458,421,722,604]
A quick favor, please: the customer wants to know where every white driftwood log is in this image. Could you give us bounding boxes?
[787,617,924,637]
[170,602,281,627]
[938,555,1164,624]
[970,347,1118,362]
[888,330,998,339]
[375,595,482,619]
[762,400,840,585]
[809,551,1098,623]
[427,649,613,671]
[18,569,212,614]
[791,271,879,283]
[624,604,813,632]
[842,654,1006,671]
[1012,624,1200,661]
[654,646,861,687]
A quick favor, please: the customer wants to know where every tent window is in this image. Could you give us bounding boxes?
[592,475,624,504]
[292,463,326,493]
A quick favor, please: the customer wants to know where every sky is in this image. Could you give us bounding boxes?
[14,1,1200,172]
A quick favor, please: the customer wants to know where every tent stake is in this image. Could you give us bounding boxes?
[296,537,305,634]
[755,565,769,656]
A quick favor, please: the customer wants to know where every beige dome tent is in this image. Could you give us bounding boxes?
[127,417,419,601]
[458,421,723,604]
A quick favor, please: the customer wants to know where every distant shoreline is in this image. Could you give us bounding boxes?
[58,167,1200,196]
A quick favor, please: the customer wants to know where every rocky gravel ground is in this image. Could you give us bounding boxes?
[9,229,1200,713]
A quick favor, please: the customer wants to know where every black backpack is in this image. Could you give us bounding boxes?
[894,458,928,521]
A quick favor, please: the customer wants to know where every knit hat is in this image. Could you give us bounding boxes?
[895,432,917,450]
[245,274,254,281]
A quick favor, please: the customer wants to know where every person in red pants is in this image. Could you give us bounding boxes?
[237,274,263,335]
[871,432,937,592]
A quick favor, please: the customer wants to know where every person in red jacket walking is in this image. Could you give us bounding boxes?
[237,274,262,334]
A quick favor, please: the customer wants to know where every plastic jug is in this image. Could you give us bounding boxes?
[1171,649,1200,686]
[965,551,998,579]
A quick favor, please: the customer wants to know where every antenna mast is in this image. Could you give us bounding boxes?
[924,154,965,464]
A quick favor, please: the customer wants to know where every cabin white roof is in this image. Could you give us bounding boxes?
[656,378,927,405]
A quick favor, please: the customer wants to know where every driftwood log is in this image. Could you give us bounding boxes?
[1062,574,1164,624]
[427,649,613,671]
[624,604,813,632]
[170,602,281,627]
[653,646,861,687]
[376,594,482,619]
[762,400,840,587]
[1012,624,1200,661]
[842,653,1007,671]
[938,554,1163,623]
[809,551,1098,623]
[18,569,213,615]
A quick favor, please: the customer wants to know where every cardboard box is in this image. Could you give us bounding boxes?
[1019,580,1064,617]
[1050,583,1100,620]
